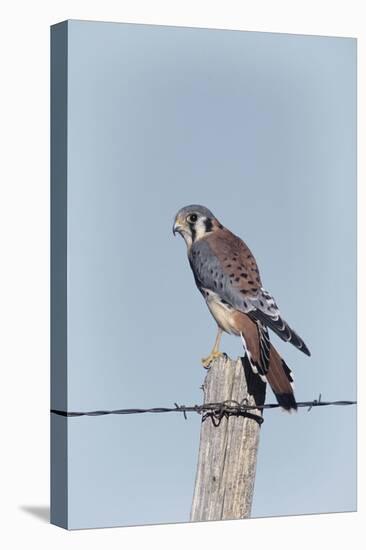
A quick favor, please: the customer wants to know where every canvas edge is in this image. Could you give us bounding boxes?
[50,19,68,530]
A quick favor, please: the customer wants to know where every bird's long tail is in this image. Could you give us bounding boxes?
[235,312,297,411]
[265,345,297,411]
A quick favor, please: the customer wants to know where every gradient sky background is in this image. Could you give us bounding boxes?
[62,20,356,528]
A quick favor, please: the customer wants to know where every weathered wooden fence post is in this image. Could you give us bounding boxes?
[191,354,266,522]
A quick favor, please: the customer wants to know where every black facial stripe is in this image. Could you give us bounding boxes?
[189,222,197,242]
[204,217,213,233]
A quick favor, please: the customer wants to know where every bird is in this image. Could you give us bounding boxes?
[173,204,310,411]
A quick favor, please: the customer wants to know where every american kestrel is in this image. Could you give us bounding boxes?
[173,204,310,410]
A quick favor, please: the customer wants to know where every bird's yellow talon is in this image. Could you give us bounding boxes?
[201,351,224,369]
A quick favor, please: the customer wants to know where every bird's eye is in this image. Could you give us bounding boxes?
[187,213,198,223]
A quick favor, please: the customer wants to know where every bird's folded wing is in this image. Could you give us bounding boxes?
[189,231,310,356]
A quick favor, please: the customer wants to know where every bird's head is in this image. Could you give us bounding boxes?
[173,204,222,248]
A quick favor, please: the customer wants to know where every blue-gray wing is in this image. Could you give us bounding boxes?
[189,236,274,315]
[189,232,310,356]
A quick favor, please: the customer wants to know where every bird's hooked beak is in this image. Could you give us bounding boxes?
[172,219,184,236]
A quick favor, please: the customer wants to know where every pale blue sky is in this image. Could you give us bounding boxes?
[62,20,356,528]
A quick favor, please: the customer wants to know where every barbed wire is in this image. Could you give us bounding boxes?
[51,395,356,426]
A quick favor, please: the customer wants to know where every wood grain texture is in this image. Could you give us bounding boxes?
[191,355,265,522]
